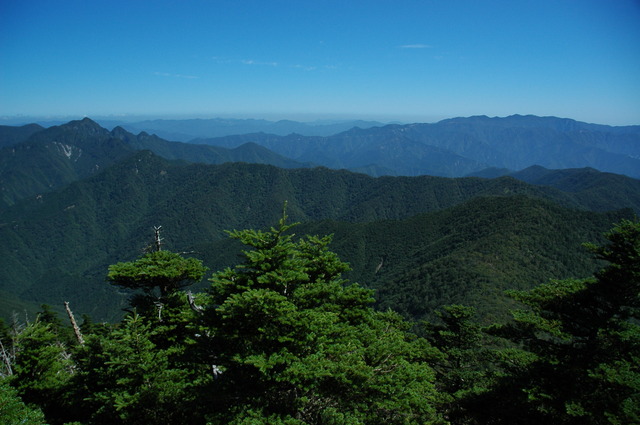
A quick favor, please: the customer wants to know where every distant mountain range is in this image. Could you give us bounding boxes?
[101,117,388,140]
[0,117,388,140]
[3,114,639,180]
[1,115,638,323]
[2,117,640,211]
[0,119,309,208]
[192,115,640,178]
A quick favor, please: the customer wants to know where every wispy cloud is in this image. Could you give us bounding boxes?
[154,72,199,79]
[293,64,317,71]
[242,59,278,67]
[212,56,334,72]
[399,44,432,49]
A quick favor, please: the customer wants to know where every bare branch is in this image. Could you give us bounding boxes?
[0,338,13,377]
[187,291,204,315]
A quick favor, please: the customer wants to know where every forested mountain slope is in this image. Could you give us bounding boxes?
[0,118,308,208]
[512,166,640,211]
[301,197,630,322]
[2,116,639,323]
[0,123,44,147]
[0,119,135,208]
[110,126,308,169]
[3,117,638,213]
[192,131,485,177]
[1,150,634,321]
[470,165,640,213]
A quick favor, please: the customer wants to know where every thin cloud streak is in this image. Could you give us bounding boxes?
[293,64,317,71]
[242,59,278,66]
[213,56,332,72]
[399,44,432,49]
[154,72,199,79]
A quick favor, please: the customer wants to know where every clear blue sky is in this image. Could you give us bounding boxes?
[1,0,639,125]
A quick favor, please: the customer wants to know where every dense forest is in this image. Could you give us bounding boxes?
[1,117,639,424]
[1,215,638,424]
[1,148,636,322]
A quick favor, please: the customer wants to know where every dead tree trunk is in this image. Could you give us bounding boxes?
[64,301,85,345]
[187,291,204,314]
[154,225,163,251]
[0,339,12,377]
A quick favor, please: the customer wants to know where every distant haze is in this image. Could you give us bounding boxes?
[1,1,639,126]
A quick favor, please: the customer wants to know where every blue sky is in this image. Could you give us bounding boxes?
[1,0,639,125]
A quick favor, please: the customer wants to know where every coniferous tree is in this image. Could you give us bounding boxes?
[108,250,207,299]
[0,378,46,425]
[9,318,75,425]
[72,232,211,424]
[423,305,495,424]
[479,219,640,425]
[107,229,207,316]
[74,312,207,425]
[199,211,443,424]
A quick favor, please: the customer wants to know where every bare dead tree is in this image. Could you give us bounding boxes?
[154,301,164,322]
[154,225,163,251]
[0,338,13,377]
[1,313,25,377]
[187,291,204,315]
[64,301,85,345]
[375,257,384,274]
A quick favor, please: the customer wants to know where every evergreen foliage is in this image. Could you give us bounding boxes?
[200,211,443,424]
[3,117,640,424]
[3,218,638,424]
[8,318,75,423]
[74,311,206,425]
[422,305,494,422]
[0,378,46,425]
[108,250,207,299]
[303,196,632,322]
[1,151,633,321]
[474,219,640,425]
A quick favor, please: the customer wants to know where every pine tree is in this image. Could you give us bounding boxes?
[423,305,494,423]
[481,219,640,424]
[9,318,75,425]
[0,378,46,425]
[75,312,208,425]
[199,211,443,424]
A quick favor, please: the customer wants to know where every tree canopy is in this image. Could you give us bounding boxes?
[2,218,638,425]
[475,219,640,425]
[200,212,442,424]
[108,249,207,299]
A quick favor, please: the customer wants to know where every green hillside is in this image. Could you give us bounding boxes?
[313,197,630,323]
[0,123,44,147]
[0,118,311,209]
[1,150,635,322]
[0,119,135,208]
[510,166,640,212]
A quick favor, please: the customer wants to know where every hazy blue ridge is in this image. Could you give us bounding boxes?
[193,114,640,178]
[96,117,388,140]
